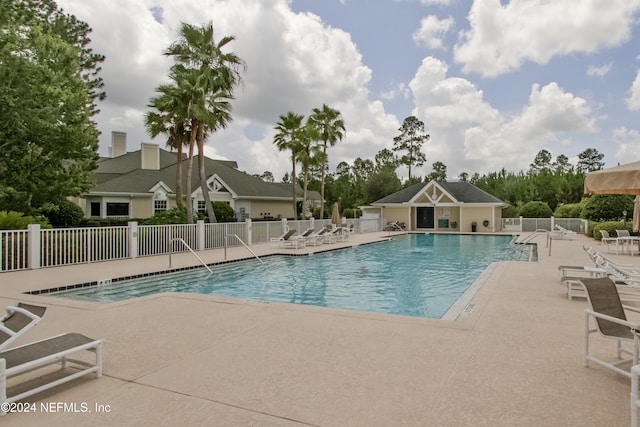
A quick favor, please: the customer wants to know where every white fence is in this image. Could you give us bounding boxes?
[0,217,386,272]
[1,217,586,273]
[501,217,588,233]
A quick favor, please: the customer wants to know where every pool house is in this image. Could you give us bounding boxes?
[361,180,506,233]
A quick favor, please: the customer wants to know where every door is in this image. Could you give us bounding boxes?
[416,207,434,228]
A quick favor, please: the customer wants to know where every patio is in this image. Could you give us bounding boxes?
[0,231,635,426]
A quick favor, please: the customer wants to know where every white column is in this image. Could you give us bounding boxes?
[27,224,40,269]
[197,220,205,251]
[128,221,138,259]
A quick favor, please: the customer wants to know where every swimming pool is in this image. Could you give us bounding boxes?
[52,234,531,319]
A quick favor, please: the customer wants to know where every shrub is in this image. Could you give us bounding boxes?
[591,220,635,239]
[0,211,50,230]
[342,208,362,219]
[518,201,553,218]
[212,202,236,222]
[583,194,634,222]
[554,203,583,218]
[141,207,188,225]
[502,204,518,218]
[40,200,84,228]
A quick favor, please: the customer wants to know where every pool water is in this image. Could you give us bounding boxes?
[53,234,530,319]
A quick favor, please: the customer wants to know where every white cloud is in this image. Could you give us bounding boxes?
[409,57,598,177]
[454,0,640,77]
[56,0,399,180]
[627,70,640,110]
[587,62,613,78]
[614,127,640,160]
[413,15,454,50]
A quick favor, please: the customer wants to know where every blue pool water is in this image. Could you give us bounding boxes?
[53,234,530,319]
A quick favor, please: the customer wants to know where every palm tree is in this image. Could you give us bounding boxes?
[145,84,192,212]
[164,21,245,223]
[297,122,324,217]
[309,104,345,219]
[274,112,304,218]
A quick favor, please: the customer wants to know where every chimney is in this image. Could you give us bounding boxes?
[141,143,160,170]
[110,131,127,157]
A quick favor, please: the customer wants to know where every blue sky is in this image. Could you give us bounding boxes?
[57,0,640,181]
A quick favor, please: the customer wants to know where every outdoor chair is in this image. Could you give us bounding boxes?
[599,230,619,254]
[0,303,47,351]
[579,277,640,378]
[616,230,640,255]
[270,228,297,247]
[555,225,576,240]
[270,228,305,249]
[1,332,103,414]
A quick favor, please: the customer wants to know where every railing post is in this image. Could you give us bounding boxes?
[27,224,40,269]
[519,216,523,232]
[282,218,288,233]
[246,219,252,245]
[128,221,138,259]
[197,220,205,251]
[551,216,555,231]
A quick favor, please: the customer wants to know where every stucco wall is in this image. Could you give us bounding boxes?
[460,206,500,232]
[248,200,294,219]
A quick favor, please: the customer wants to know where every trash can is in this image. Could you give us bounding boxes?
[471,222,477,232]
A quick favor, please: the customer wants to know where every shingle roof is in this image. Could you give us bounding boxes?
[373,181,504,204]
[91,148,291,199]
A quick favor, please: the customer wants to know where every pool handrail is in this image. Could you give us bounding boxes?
[168,238,213,274]
[225,234,264,264]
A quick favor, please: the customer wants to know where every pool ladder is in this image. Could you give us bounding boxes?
[168,238,213,274]
[225,234,264,264]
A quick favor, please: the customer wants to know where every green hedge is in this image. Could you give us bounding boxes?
[590,220,637,239]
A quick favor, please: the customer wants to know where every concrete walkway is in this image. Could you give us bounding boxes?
[0,232,638,426]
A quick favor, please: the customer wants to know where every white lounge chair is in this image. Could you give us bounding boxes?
[0,303,46,351]
[270,228,305,249]
[579,277,640,379]
[0,332,103,414]
[555,225,576,240]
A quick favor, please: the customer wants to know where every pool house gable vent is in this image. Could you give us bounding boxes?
[148,181,173,195]
[206,174,237,198]
[409,181,458,205]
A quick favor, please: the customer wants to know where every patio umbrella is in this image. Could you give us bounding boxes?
[331,202,340,225]
[584,160,640,231]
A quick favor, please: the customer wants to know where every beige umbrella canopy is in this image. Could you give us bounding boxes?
[584,161,640,231]
[331,202,340,225]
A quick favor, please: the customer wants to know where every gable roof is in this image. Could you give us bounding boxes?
[373,181,504,205]
[91,148,293,200]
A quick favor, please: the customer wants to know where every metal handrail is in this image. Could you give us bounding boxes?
[169,238,213,274]
[519,229,549,244]
[225,234,264,264]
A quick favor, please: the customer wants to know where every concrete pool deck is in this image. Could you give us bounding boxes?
[0,231,637,426]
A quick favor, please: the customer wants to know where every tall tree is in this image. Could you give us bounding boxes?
[297,122,324,217]
[529,149,552,174]
[427,161,447,182]
[576,148,605,173]
[274,112,305,218]
[0,0,104,213]
[145,83,193,211]
[374,148,399,171]
[392,116,429,182]
[309,104,345,219]
[164,21,245,223]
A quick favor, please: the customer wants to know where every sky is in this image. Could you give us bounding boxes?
[55,0,640,181]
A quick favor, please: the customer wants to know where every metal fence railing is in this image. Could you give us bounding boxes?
[3,217,582,272]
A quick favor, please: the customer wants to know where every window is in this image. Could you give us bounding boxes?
[197,201,206,213]
[154,199,167,214]
[90,202,101,217]
[106,202,129,217]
